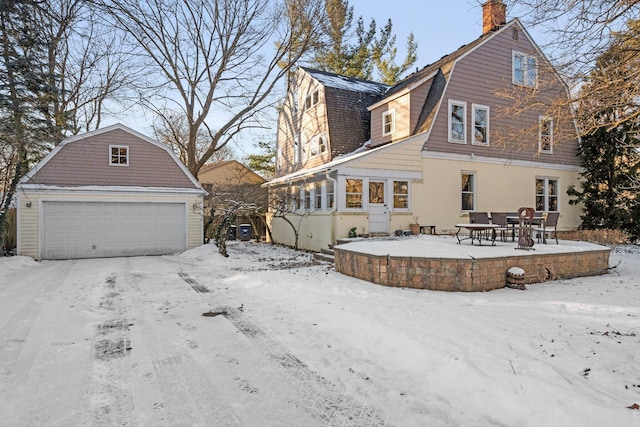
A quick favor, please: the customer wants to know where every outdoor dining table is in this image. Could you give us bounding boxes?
[455,223,499,246]
[506,215,546,242]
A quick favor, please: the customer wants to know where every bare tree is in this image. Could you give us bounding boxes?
[505,0,640,135]
[152,112,235,168]
[94,0,325,177]
[37,0,138,136]
[267,187,311,250]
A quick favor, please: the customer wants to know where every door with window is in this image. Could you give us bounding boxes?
[368,181,389,233]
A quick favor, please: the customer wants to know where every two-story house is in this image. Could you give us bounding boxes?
[266,0,582,252]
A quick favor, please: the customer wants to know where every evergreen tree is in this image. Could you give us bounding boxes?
[568,41,640,240]
[0,0,61,252]
[312,0,417,84]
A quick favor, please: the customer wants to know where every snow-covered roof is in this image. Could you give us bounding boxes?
[303,68,388,95]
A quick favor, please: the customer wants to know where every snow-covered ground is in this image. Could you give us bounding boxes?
[0,237,639,426]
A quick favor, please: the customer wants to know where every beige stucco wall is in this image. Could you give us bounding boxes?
[268,212,335,252]
[415,156,582,233]
[17,190,203,259]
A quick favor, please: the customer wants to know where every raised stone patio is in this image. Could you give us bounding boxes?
[334,235,611,292]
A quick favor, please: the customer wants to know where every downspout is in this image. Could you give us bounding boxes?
[325,169,337,245]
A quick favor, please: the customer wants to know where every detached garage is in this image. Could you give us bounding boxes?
[17,124,206,260]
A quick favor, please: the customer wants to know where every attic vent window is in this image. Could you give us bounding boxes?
[109,145,129,166]
[512,28,519,40]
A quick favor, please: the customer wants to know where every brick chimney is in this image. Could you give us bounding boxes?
[482,0,507,34]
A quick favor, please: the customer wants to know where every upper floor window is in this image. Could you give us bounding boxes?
[461,172,475,211]
[513,51,537,87]
[393,181,409,209]
[109,145,129,166]
[309,134,327,158]
[472,104,489,145]
[293,136,300,164]
[536,177,558,212]
[345,178,363,209]
[539,117,553,154]
[382,109,396,136]
[305,89,319,110]
[448,100,466,143]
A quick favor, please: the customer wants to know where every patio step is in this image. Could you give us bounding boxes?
[314,245,338,263]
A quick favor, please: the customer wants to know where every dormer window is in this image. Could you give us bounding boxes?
[305,89,319,110]
[110,145,128,166]
[382,110,395,136]
[513,51,537,87]
[309,134,327,157]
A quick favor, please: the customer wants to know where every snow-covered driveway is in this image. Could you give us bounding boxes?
[1,241,639,426]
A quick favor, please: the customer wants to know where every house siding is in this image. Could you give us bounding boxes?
[24,128,197,188]
[348,138,424,172]
[427,25,580,166]
[415,155,582,233]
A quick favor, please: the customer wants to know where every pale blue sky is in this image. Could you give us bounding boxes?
[350,0,544,75]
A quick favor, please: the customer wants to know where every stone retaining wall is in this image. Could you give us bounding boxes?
[334,247,611,292]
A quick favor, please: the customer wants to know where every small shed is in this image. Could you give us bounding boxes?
[17,124,206,260]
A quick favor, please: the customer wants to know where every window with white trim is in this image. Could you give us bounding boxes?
[513,51,537,87]
[393,181,409,209]
[309,134,327,158]
[305,89,319,110]
[303,185,311,210]
[472,104,489,145]
[327,180,335,209]
[448,100,466,143]
[461,172,475,211]
[109,145,129,166]
[314,182,323,210]
[539,117,553,153]
[536,178,558,212]
[382,109,395,136]
[345,178,363,209]
[301,134,309,160]
[290,186,299,211]
[293,136,300,163]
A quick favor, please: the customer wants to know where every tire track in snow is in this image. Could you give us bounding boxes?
[179,271,389,426]
[91,272,137,427]
[125,265,242,426]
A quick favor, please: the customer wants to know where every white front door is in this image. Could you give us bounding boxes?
[368,180,389,234]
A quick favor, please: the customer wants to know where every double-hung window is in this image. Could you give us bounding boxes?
[314,182,322,210]
[382,110,396,136]
[449,100,466,143]
[461,172,475,211]
[345,178,363,209]
[303,185,311,210]
[305,89,319,110]
[110,145,128,166]
[393,181,409,209]
[536,178,558,212]
[293,136,300,164]
[290,186,299,211]
[513,51,537,87]
[539,117,553,154]
[472,104,489,145]
[327,180,335,209]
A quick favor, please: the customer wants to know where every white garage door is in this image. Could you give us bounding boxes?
[42,201,187,259]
